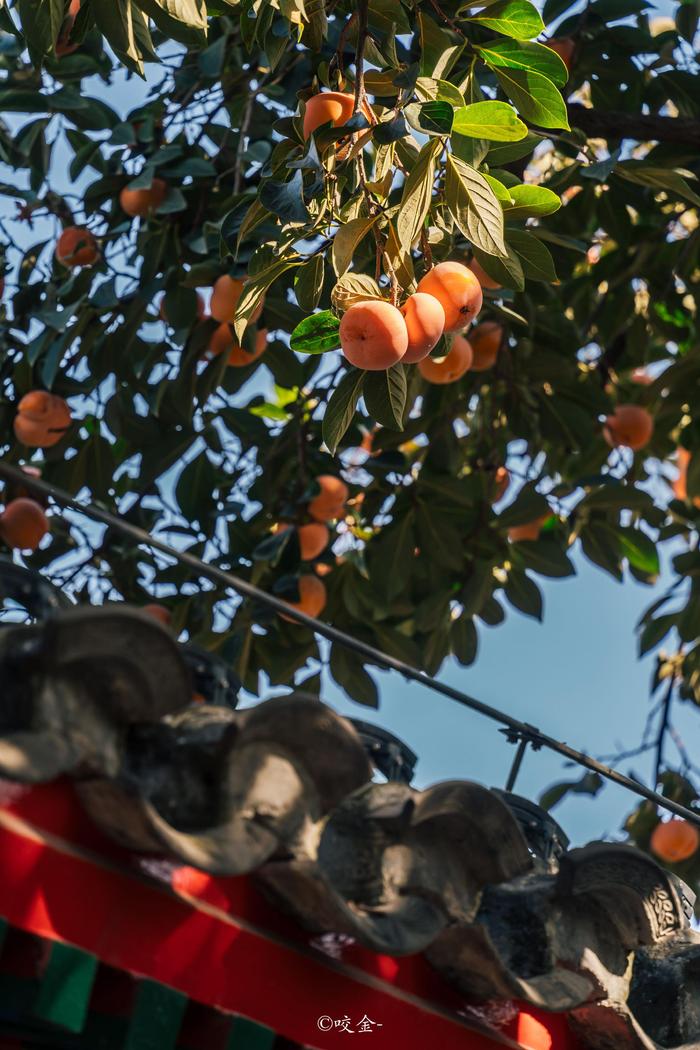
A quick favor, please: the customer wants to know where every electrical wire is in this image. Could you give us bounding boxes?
[1,459,698,829]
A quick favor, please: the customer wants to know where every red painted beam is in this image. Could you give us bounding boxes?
[0,782,584,1050]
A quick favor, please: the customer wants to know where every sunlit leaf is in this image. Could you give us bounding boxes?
[289,310,341,354]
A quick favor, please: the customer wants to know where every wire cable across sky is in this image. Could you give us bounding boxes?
[1,458,698,830]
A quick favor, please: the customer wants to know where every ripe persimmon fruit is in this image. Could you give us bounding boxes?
[308,475,349,522]
[548,37,575,71]
[671,447,700,507]
[210,274,263,325]
[400,292,445,363]
[14,390,72,448]
[416,261,483,333]
[603,404,654,451]
[470,321,504,372]
[143,603,172,626]
[55,0,81,56]
[418,333,473,384]
[208,324,267,367]
[508,514,550,543]
[650,818,699,864]
[276,522,330,561]
[0,498,49,551]
[302,91,372,140]
[120,177,167,218]
[340,300,408,370]
[55,226,99,268]
[280,574,327,619]
[468,258,502,291]
[492,466,511,503]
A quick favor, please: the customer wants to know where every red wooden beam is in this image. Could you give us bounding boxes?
[0,782,584,1050]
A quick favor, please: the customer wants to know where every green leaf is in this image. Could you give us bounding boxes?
[515,537,576,578]
[504,569,543,620]
[581,148,621,183]
[579,522,623,581]
[415,77,465,106]
[450,615,478,665]
[372,511,417,600]
[18,0,64,63]
[494,67,570,130]
[617,526,660,577]
[396,138,441,251]
[233,256,301,341]
[330,645,379,707]
[418,11,464,79]
[289,311,341,355]
[460,561,495,615]
[132,0,208,46]
[464,0,545,39]
[577,484,656,513]
[445,153,507,257]
[508,229,558,282]
[322,369,366,454]
[175,453,218,524]
[476,38,569,87]
[294,255,325,312]
[405,100,454,136]
[363,364,407,429]
[301,0,327,51]
[484,174,514,205]
[332,215,379,277]
[486,132,542,166]
[259,170,308,224]
[503,184,561,220]
[616,163,700,208]
[639,613,677,656]
[91,0,145,76]
[252,527,295,565]
[416,505,464,571]
[162,286,201,328]
[498,485,550,528]
[157,187,187,214]
[472,243,524,289]
[452,101,528,142]
[540,771,603,812]
[131,5,159,61]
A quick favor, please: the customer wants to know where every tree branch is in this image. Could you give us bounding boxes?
[567,103,700,148]
[654,675,675,790]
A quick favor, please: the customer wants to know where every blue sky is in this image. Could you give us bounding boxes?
[2,0,695,848]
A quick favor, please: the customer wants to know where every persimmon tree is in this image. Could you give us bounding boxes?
[1,0,700,881]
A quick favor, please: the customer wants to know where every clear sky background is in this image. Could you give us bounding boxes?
[1,0,694,848]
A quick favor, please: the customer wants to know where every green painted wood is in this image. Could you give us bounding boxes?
[124,980,187,1050]
[33,942,98,1034]
[226,1016,276,1050]
[80,1009,131,1050]
[0,972,41,1017]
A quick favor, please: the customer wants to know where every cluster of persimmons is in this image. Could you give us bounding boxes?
[55,181,268,369]
[276,475,351,618]
[0,102,673,614]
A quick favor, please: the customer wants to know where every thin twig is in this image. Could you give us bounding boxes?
[654,675,675,789]
[427,0,467,37]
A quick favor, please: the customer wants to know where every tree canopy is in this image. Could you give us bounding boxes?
[2,0,700,884]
